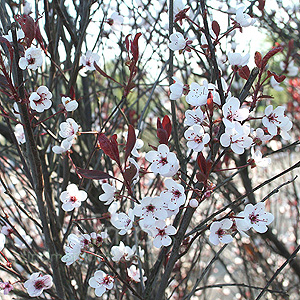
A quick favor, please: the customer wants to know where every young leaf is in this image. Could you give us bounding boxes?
[254,51,262,68]
[157,128,168,145]
[94,62,123,86]
[124,125,136,163]
[98,133,121,167]
[162,115,172,139]
[76,167,114,180]
[212,21,220,38]
[261,46,283,69]
[130,32,142,62]
[197,152,207,175]
[123,163,137,183]
[238,65,250,80]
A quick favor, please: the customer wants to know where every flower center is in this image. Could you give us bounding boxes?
[159,157,168,165]
[146,204,155,212]
[194,135,203,144]
[34,93,47,105]
[102,275,112,285]
[34,279,45,290]
[173,190,181,198]
[249,213,258,224]
[216,228,225,237]
[157,229,165,236]
[267,113,280,124]
[70,196,77,203]
[27,55,35,65]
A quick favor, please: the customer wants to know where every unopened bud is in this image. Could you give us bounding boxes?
[189,198,199,208]
[204,191,211,198]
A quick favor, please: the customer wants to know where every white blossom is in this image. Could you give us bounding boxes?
[280,119,293,140]
[90,231,108,247]
[134,197,168,226]
[270,77,284,91]
[170,77,184,100]
[107,12,124,31]
[222,96,249,129]
[127,265,147,282]
[227,52,250,67]
[80,50,100,71]
[184,124,210,153]
[23,1,32,14]
[19,47,43,70]
[280,60,298,77]
[168,32,187,51]
[184,107,206,126]
[152,220,176,248]
[110,241,135,262]
[0,282,13,295]
[24,273,53,297]
[235,6,256,27]
[61,234,83,265]
[160,179,186,210]
[186,82,209,107]
[220,123,253,154]
[99,182,117,205]
[58,118,79,142]
[60,184,87,212]
[253,128,273,144]
[262,105,290,136]
[239,202,274,233]
[110,209,134,235]
[14,124,26,144]
[52,139,72,154]
[250,148,271,168]
[29,86,52,112]
[61,96,78,112]
[145,144,179,177]
[189,198,199,208]
[209,219,233,245]
[89,270,114,297]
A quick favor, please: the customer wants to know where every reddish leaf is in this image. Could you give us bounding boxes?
[98,133,121,167]
[196,171,206,183]
[197,152,207,175]
[254,51,262,68]
[130,33,142,62]
[238,65,250,80]
[162,115,172,138]
[110,134,121,165]
[123,162,137,183]
[94,62,123,86]
[76,167,114,180]
[124,125,136,163]
[125,34,131,52]
[261,46,283,69]
[274,74,286,83]
[157,128,168,145]
[14,14,46,51]
[212,21,220,38]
